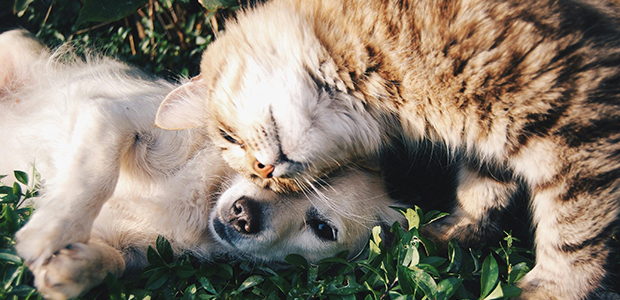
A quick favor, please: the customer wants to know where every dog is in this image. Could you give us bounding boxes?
[0,29,406,300]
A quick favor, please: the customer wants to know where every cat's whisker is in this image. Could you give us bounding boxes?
[304,177,366,223]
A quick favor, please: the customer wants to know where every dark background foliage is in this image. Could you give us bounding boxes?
[1,0,249,79]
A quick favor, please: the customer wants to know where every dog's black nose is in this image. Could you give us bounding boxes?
[229,197,261,234]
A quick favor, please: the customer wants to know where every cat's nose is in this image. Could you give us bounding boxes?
[253,159,274,178]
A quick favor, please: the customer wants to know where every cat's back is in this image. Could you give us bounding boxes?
[285,0,620,152]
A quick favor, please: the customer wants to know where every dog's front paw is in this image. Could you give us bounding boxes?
[15,209,91,269]
[32,242,124,300]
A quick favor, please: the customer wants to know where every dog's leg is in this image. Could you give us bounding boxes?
[15,100,135,269]
[32,240,125,300]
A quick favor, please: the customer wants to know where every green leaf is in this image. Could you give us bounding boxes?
[501,284,523,298]
[483,281,504,300]
[6,284,37,297]
[144,268,168,290]
[184,284,198,299]
[218,263,234,279]
[507,262,531,284]
[103,273,126,298]
[423,210,449,225]
[401,245,419,268]
[199,0,238,11]
[325,280,364,295]
[437,278,463,300]
[146,246,165,266]
[358,262,387,287]
[13,0,34,16]
[174,264,196,278]
[479,255,499,299]
[0,185,13,195]
[0,250,23,264]
[269,275,291,294]
[12,182,22,197]
[396,265,416,295]
[319,257,355,269]
[237,275,264,292]
[469,248,482,273]
[417,263,440,278]
[403,208,420,230]
[198,277,217,295]
[3,265,27,290]
[418,235,437,256]
[421,256,447,268]
[445,239,462,273]
[285,254,308,270]
[387,291,408,300]
[2,193,19,204]
[369,226,382,259]
[13,171,28,185]
[75,0,149,26]
[410,266,437,299]
[372,225,383,245]
[156,235,174,264]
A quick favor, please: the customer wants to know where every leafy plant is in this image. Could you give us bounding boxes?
[1,171,40,300]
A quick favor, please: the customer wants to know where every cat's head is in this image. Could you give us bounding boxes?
[155,4,383,192]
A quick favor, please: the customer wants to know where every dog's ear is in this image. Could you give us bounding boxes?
[155,75,207,130]
[0,29,47,94]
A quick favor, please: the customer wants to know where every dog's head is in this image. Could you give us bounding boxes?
[209,167,406,263]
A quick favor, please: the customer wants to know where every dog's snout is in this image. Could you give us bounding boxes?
[229,197,261,234]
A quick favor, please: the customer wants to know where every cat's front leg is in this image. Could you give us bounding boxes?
[515,179,618,300]
[422,162,517,247]
[32,240,125,300]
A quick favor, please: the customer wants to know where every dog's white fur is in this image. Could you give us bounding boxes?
[0,30,405,300]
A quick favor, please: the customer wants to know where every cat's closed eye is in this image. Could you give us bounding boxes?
[219,128,243,146]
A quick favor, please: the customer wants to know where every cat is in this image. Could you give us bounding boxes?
[154,0,620,299]
[0,29,405,300]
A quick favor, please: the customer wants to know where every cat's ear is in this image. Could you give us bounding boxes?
[155,75,207,130]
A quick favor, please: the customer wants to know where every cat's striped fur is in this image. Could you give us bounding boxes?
[155,0,620,298]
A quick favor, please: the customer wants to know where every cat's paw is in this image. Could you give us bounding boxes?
[32,243,120,300]
[15,209,91,269]
[513,280,559,300]
[420,215,489,250]
[515,270,583,300]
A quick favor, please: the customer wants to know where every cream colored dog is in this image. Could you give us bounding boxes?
[0,29,405,300]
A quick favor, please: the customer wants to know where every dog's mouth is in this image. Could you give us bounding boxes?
[211,217,235,247]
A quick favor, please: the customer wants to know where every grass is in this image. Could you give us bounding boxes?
[0,171,535,300]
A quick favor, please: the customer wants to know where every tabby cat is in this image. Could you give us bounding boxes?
[155,0,620,298]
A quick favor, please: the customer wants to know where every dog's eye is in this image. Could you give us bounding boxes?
[219,128,242,145]
[307,219,337,241]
